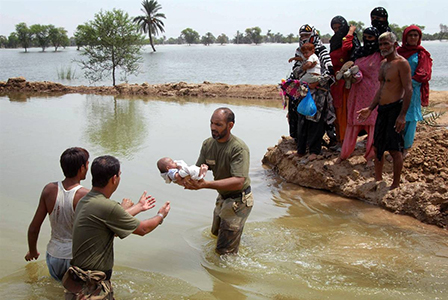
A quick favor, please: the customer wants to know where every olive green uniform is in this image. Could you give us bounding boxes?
[71,190,140,273]
[197,134,253,254]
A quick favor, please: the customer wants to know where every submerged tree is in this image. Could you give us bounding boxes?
[216,33,229,45]
[15,22,32,52]
[48,26,69,51]
[75,9,144,86]
[201,32,215,45]
[245,27,262,44]
[181,28,199,45]
[439,24,448,40]
[30,24,50,51]
[133,0,166,52]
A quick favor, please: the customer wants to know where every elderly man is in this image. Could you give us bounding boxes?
[358,32,413,189]
[184,107,253,255]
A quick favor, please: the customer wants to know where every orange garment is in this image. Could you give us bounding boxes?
[333,85,349,142]
[330,34,354,142]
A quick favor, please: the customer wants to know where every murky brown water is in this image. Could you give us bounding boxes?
[0,94,447,299]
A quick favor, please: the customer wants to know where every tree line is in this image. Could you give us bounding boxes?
[2,19,447,51]
[0,22,70,52]
[1,0,447,87]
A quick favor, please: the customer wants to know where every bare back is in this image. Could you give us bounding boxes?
[377,55,411,105]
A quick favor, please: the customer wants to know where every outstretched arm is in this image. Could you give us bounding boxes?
[133,201,171,236]
[126,191,156,216]
[183,176,244,191]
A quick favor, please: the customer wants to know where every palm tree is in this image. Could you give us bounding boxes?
[133,0,166,52]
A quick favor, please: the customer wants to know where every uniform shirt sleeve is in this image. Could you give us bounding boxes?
[230,145,250,178]
[105,203,140,239]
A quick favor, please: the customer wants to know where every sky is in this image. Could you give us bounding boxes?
[0,0,447,39]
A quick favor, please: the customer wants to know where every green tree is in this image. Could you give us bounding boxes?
[286,33,295,44]
[48,26,69,51]
[273,32,284,43]
[245,27,262,44]
[15,22,32,52]
[389,23,404,40]
[75,9,144,86]
[233,30,244,44]
[8,32,19,48]
[201,32,215,45]
[30,24,51,51]
[439,23,447,40]
[181,28,199,45]
[133,0,166,52]
[74,24,90,50]
[0,35,7,48]
[216,33,229,45]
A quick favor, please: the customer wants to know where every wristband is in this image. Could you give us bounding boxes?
[157,213,164,225]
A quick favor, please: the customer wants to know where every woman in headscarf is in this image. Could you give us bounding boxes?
[397,25,432,156]
[337,27,382,165]
[290,24,336,160]
[370,7,391,35]
[329,15,361,145]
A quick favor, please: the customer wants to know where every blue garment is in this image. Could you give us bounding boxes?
[46,252,71,281]
[404,53,423,149]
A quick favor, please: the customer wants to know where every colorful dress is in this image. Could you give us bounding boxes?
[340,52,382,160]
[397,25,433,149]
[330,34,355,142]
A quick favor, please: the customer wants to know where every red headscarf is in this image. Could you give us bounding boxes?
[397,25,432,106]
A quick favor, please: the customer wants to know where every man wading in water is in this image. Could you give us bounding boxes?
[358,32,412,189]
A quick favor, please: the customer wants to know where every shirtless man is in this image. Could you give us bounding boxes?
[358,32,412,189]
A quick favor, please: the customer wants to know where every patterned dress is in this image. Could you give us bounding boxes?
[340,52,382,160]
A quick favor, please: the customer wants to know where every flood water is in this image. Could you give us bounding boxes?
[0,94,447,300]
[0,42,447,90]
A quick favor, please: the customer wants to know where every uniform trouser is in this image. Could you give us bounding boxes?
[212,192,253,255]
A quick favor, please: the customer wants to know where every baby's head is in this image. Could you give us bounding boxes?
[157,157,177,173]
[300,42,315,58]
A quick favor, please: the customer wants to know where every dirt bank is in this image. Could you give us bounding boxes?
[262,125,448,229]
[2,77,447,228]
[0,77,280,99]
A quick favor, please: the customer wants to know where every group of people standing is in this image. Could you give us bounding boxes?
[286,7,433,189]
[25,108,253,299]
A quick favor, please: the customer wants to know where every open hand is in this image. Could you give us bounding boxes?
[394,115,406,133]
[158,201,171,218]
[138,191,156,211]
[120,198,134,210]
[357,107,371,122]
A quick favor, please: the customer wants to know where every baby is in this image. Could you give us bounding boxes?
[157,157,208,185]
[298,42,321,85]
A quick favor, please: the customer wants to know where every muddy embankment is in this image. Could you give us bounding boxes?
[2,77,447,228]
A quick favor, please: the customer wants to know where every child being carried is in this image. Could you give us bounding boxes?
[157,157,208,185]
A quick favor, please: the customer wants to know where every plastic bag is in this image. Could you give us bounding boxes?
[297,89,317,116]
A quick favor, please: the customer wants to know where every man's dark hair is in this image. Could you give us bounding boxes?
[216,107,235,123]
[60,147,89,178]
[91,155,120,188]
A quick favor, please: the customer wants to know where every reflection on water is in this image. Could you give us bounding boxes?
[84,95,147,159]
[1,94,447,300]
